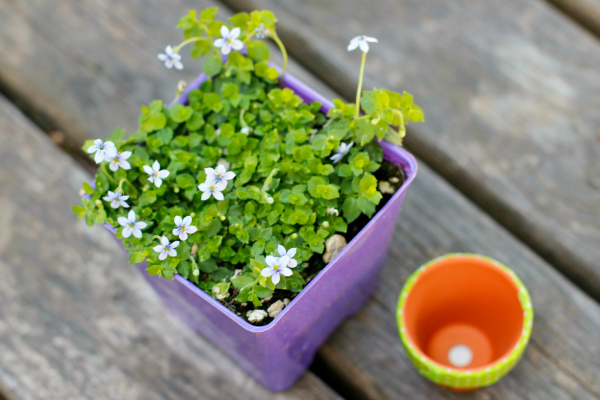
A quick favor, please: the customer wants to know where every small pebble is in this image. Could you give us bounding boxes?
[247,309,268,323]
[378,181,396,194]
[267,300,285,318]
[323,234,347,263]
[389,177,400,183]
[261,295,273,303]
[283,298,290,306]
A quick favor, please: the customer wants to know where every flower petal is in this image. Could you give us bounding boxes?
[168,248,178,257]
[157,169,170,179]
[174,60,183,70]
[265,255,278,267]
[287,259,298,269]
[182,216,192,226]
[286,247,297,258]
[220,25,230,38]
[152,160,160,172]
[261,267,275,277]
[174,215,183,226]
[135,221,148,230]
[281,267,293,277]
[143,165,153,174]
[172,228,180,236]
[154,177,162,188]
[117,216,129,226]
[109,161,119,172]
[122,226,133,238]
[271,272,281,285]
[201,191,211,200]
[127,210,136,222]
[160,236,169,246]
[87,144,98,153]
[158,251,167,260]
[278,245,287,257]
[230,27,241,39]
[231,40,244,51]
[153,245,164,253]
[133,229,143,239]
[186,225,197,234]
[223,171,236,180]
[213,38,226,48]
[94,150,104,164]
[213,191,224,201]
[119,160,131,170]
[359,41,369,53]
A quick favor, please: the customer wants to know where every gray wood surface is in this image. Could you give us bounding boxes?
[219,0,600,302]
[317,160,600,399]
[0,94,340,400]
[545,0,600,37]
[0,0,334,149]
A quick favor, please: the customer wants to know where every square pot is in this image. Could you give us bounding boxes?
[106,69,418,391]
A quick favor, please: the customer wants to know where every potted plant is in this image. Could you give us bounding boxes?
[73,8,422,391]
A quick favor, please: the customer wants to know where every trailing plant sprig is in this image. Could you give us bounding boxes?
[73,7,423,314]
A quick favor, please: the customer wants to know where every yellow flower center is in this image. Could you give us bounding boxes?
[182,226,187,232]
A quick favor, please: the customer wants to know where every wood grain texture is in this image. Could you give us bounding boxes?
[0,94,340,400]
[315,160,600,399]
[219,0,600,301]
[545,0,600,37]
[0,0,336,147]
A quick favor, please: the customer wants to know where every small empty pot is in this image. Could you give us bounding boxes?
[397,253,533,390]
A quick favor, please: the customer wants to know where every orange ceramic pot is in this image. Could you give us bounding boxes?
[397,254,533,390]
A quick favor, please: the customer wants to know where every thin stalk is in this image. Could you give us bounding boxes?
[355,51,367,119]
[271,31,288,85]
[174,37,202,53]
[100,162,118,185]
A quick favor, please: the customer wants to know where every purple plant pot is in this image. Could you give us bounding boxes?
[106,69,417,391]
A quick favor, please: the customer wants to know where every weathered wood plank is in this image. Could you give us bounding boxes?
[0,94,340,400]
[316,160,600,399]
[545,0,600,37]
[0,0,335,147]
[219,0,600,301]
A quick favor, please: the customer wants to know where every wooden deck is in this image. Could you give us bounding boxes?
[0,0,599,399]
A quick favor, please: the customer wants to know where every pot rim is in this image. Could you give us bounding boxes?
[397,253,533,388]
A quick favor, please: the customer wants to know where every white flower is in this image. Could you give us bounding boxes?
[326,207,339,216]
[87,139,117,164]
[277,245,298,269]
[214,25,244,55]
[103,190,129,209]
[117,210,147,239]
[330,141,354,163]
[347,35,378,53]
[198,180,227,201]
[106,151,132,172]
[153,236,180,261]
[254,23,269,39]
[241,127,250,135]
[172,215,198,241]
[205,165,236,186]
[143,160,170,188]
[158,45,183,70]
[261,245,298,284]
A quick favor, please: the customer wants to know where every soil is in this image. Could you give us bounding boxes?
[215,160,407,326]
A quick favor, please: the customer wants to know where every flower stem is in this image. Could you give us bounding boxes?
[272,31,288,86]
[118,178,139,196]
[355,51,367,119]
[174,37,202,53]
[100,162,118,185]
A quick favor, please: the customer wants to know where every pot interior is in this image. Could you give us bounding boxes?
[403,256,523,370]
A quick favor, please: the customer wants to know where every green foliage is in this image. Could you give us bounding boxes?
[75,7,424,313]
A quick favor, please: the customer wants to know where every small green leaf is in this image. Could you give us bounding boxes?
[203,55,223,78]
[82,182,95,195]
